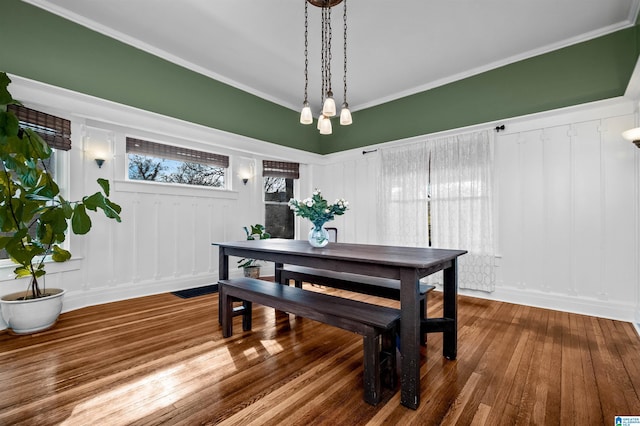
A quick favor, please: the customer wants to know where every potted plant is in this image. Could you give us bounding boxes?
[237,224,270,278]
[0,72,122,334]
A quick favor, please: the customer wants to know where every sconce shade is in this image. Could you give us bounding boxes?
[242,178,249,185]
[95,158,105,168]
[622,127,640,148]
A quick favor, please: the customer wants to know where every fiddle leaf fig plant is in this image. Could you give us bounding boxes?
[0,72,122,299]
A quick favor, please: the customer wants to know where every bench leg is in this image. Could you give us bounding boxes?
[242,300,253,331]
[220,285,233,338]
[362,329,382,405]
[381,327,397,389]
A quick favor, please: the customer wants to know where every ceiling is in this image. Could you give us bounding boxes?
[25,0,640,115]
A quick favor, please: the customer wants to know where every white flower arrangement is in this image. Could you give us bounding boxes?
[288,189,348,225]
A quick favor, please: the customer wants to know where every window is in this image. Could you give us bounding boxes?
[263,161,299,239]
[126,137,229,188]
[1,105,71,260]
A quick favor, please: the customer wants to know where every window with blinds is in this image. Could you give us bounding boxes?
[1,105,69,260]
[263,160,299,239]
[126,137,228,189]
[7,104,71,151]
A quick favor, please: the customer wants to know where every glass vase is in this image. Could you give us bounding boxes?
[308,221,330,247]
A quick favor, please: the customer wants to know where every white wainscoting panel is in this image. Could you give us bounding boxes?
[313,100,640,324]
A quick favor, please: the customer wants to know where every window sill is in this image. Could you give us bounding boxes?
[114,180,239,199]
[0,258,82,283]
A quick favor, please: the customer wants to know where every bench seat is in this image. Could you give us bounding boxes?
[279,265,435,300]
[219,277,400,405]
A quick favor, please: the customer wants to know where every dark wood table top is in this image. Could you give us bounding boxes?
[215,238,467,269]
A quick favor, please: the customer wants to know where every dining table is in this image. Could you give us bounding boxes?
[214,238,467,409]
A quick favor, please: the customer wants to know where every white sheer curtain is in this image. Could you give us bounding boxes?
[378,130,495,292]
[378,142,430,247]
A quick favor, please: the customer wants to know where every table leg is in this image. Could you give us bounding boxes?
[442,259,458,360]
[399,268,420,409]
[218,248,229,324]
[275,262,283,284]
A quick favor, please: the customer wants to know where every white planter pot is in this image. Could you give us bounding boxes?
[1,288,65,334]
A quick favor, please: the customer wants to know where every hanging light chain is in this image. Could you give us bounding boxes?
[320,5,326,106]
[343,0,347,105]
[304,0,309,104]
[326,3,332,95]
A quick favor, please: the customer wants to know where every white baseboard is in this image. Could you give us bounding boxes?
[456,285,638,324]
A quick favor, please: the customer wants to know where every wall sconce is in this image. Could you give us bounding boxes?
[238,170,253,186]
[622,128,640,149]
[95,158,105,168]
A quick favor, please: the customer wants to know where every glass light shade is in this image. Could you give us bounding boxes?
[300,103,313,125]
[340,105,352,125]
[322,94,336,117]
[622,127,640,142]
[319,116,332,135]
[317,114,324,130]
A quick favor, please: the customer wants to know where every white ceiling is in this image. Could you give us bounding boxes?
[26,0,640,114]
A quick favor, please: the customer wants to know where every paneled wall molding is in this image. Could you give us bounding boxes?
[321,96,635,165]
[114,180,240,199]
[8,74,322,166]
[315,97,639,324]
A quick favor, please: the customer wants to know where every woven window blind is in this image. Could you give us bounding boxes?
[126,137,229,168]
[7,104,72,151]
[262,160,300,179]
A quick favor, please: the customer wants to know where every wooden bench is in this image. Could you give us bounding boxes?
[278,265,435,342]
[219,277,400,405]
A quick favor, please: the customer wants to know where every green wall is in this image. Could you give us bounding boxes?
[1,0,638,155]
[0,0,322,153]
[326,27,639,153]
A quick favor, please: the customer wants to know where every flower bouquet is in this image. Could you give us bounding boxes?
[288,189,348,247]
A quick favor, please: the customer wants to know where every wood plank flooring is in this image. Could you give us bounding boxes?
[1,285,639,425]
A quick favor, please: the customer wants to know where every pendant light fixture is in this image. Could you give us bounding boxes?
[300,0,352,135]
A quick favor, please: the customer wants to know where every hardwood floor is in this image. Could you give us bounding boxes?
[1,285,639,425]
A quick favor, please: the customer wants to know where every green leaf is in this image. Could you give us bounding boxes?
[35,221,54,245]
[23,128,51,160]
[13,266,33,278]
[97,178,110,196]
[103,199,122,221]
[60,197,73,219]
[0,72,13,105]
[83,192,103,211]
[0,235,11,249]
[51,245,72,262]
[71,204,92,234]
[0,110,19,138]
